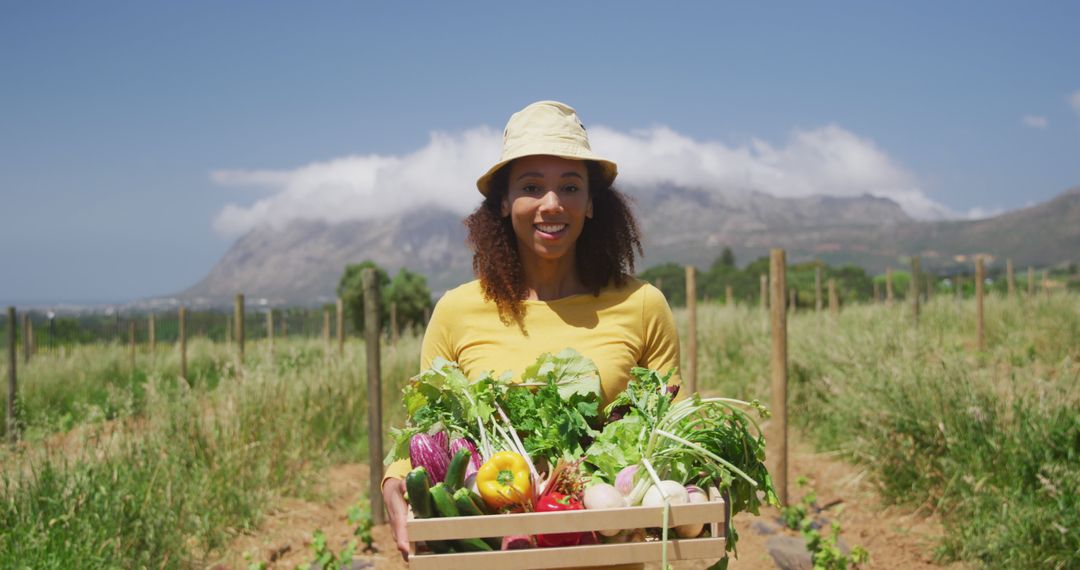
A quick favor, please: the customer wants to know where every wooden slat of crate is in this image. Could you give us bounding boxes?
[409,499,725,541]
[408,537,727,570]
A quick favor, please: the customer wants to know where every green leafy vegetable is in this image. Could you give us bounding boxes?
[503,349,603,466]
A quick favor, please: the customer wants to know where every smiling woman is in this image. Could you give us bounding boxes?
[381,101,681,568]
[465,102,644,324]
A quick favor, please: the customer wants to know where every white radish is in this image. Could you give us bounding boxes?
[641,480,689,508]
[676,485,708,538]
[583,482,626,536]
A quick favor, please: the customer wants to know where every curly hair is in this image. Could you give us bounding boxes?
[464,160,643,323]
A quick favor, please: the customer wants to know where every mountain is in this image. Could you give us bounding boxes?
[179,187,1080,305]
[181,209,472,306]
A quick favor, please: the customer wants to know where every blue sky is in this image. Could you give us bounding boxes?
[2,1,1078,304]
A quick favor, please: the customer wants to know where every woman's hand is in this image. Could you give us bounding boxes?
[382,477,411,560]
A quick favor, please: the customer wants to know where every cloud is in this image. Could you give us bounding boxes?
[1070,90,1080,117]
[960,205,1005,220]
[590,124,950,219]
[1022,115,1048,129]
[212,123,953,237]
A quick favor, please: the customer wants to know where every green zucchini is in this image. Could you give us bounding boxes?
[405,468,451,554]
[430,483,492,552]
[405,467,434,519]
[429,483,460,518]
[444,448,471,492]
[453,488,501,549]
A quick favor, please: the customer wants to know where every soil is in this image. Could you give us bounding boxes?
[218,434,967,570]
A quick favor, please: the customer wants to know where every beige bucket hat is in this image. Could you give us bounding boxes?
[476,100,618,196]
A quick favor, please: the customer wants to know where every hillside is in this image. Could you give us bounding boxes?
[179,187,1080,305]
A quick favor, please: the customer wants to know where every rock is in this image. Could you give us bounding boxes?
[751,519,782,535]
[765,535,812,570]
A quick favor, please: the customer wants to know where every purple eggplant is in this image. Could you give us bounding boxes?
[410,433,451,483]
[432,430,449,452]
[449,437,483,479]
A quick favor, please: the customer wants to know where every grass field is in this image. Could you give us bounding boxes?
[2,293,1078,568]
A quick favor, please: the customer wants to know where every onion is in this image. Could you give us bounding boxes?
[615,465,638,496]
[676,485,708,538]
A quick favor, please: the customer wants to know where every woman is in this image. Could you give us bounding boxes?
[382,100,681,561]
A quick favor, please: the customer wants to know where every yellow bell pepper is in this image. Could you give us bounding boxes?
[477,451,533,510]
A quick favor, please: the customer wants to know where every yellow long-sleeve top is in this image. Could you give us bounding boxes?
[384,277,681,481]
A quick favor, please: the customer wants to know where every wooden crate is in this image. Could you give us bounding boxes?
[407,488,729,570]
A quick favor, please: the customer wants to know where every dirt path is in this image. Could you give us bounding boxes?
[219,435,962,570]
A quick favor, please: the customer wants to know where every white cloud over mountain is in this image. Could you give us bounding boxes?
[212,123,956,237]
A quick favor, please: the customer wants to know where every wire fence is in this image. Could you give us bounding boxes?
[0,307,360,357]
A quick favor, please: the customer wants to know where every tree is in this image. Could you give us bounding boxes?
[337,262,434,335]
[337,261,391,333]
[388,268,434,333]
[639,262,688,306]
[714,247,736,271]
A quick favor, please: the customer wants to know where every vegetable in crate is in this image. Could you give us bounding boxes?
[443,448,472,492]
[386,358,506,467]
[429,483,494,552]
[477,451,533,511]
[584,366,779,559]
[449,438,483,480]
[534,491,585,547]
[404,467,452,554]
[501,349,604,467]
[410,433,451,484]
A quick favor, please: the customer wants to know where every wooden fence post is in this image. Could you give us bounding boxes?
[1027,266,1034,298]
[815,263,823,313]
[129,321,136,371]
[828,279,839,316]
[769,249,788,507]
[7,307,18,445]
[267,310,274,355]
[1006,259,1016,299]
[149,314,156,355]
[28,320,34,357]
[179,307,188,383]
[362,268,385,524]
[911,256,921,325]
[725,285,734,307]
[336,298,344,356]
[235,294,245,363]
[886,268,894,307]
[21,314,30,365]
[390,302,399,345]
[685,265,697,395]
[759,274,768,312]
[975,256,985,350]
[323,308,331,350]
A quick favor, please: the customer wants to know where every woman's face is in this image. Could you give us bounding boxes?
[502,155,592,264]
